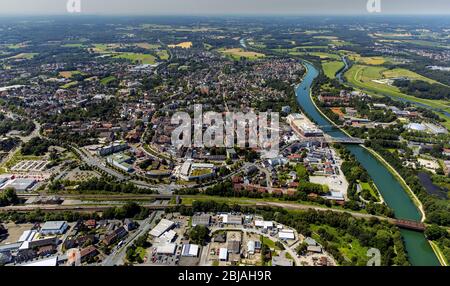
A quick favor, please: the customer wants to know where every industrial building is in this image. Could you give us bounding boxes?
[220,214,242,225]
[40,221,69,235]
[192,214,211,227]
[219,248,228,261]
[278,229,295,240]
[1,178,36,192]
[156,243,177,255]
[287,113,323,137]
[149,219,175,238]
[181,244,199,257]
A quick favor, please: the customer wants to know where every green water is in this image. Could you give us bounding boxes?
[295,61,440,266]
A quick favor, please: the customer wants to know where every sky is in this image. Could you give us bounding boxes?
[0,0,449,15]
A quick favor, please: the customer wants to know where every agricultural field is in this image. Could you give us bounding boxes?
[322,61,345,79]
[61,81,79,89]
[168,41,193,49]
[8,53,38,60]
[135,43,161,50]
[345,64,450,128]
[113,53,157,65]
[100,76,117,85]
[59,70,83,78]
[219,48,265,60]
[61,43,85,48]
[156,50,170,60]
[309,52,341,60]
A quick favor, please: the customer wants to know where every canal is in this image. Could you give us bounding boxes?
[295,61,440,266]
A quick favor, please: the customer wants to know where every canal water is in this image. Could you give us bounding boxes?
[295,61,440,266]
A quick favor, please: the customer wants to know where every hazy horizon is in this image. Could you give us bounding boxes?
[0,0,449,16]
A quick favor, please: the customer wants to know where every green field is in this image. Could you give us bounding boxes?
[62,43,85,48]
[61,81,78,89]
[345,64,450,129]
[308,52,341,60]
[100,76,117,85]
[156,50,170,60]
[113,53,157,64]
[219,48,265,61]
[8,53,38,60]
[360,182,380,201]
[310,224,369,265]
[323,61,345,79]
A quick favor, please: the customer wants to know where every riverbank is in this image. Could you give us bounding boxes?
[295,61,440,265]
[362,146,426,222]
[305,60,426,222]
[429,240,449,266]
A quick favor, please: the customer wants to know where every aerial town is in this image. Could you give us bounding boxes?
[0,5,450,268]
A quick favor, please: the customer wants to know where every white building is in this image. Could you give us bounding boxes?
[278,229,295,240]
[247,241,255,255]
[254,220,274,229]
[219,248,228,261]
[156,243,177,255]
[40,221,68,235]
[181,244,199,257]
[150,219,175,237]
[18,230,37,243]
[156,230,177,243]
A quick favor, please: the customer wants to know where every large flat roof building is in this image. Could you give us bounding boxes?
[181,244,199,257]
[2,178,36,192]
[192,214,211,227]
[40,221,69,235]
[149,219,175,238]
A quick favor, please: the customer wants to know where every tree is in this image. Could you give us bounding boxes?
[189,225,210,246]
[424,224,448,241]
[0,188,19,206]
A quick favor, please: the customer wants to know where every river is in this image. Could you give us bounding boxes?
[295,61,440,266]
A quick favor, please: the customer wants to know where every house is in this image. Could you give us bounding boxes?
[37,245,56,257]
[85,220,96,229]
[80,245,99,262]
[124,219,137,231]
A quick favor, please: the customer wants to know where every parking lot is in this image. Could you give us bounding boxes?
[11,160,48,172]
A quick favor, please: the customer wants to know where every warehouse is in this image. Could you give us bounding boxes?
[150,219,175,237]
[192,214,211,227]
[156,229,177,243]
[278,229,295,240]
[18,230,37,243]
[219,248,228,261]
[40,221,69,235]
[254,220,273,229]
[2,178,36,192]
[181,244,199,257]
[156,243,177,255]
[220,214,242,225]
